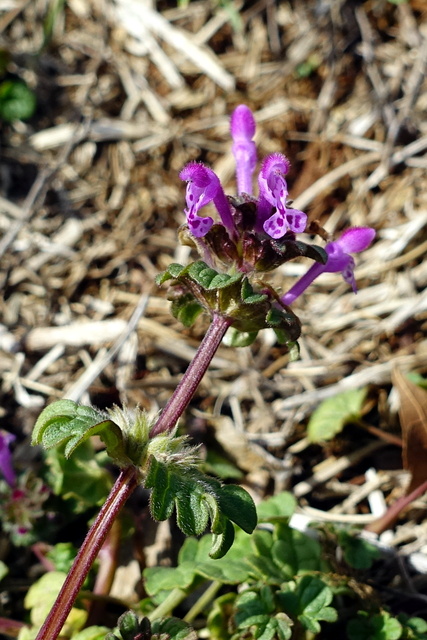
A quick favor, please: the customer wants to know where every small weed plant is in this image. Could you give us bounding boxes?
[1,106,424,640]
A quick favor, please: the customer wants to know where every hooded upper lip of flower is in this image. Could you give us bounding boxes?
[179,104,375,296]
[180,105,307,241]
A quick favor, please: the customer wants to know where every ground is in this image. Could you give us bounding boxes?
[0,0,427,636]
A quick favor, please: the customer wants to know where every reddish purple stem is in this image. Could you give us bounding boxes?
[35,466,139,640]
[150,314,231,437]
[34,313,231,640]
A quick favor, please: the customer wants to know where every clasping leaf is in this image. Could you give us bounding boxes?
[32,400,127,464]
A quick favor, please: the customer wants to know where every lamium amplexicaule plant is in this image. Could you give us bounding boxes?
[6,106,425,640]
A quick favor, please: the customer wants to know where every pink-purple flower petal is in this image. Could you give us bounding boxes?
[258,153,306,238]
[281,226,376,304]
[230,105,257,195]
[179,162,219,237]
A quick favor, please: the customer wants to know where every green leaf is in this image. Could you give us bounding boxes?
[187,262,241,290]
[209,518,235,559]
[32,400,126,463]
[279,576,337,634]
[405,372,427,389]
[271,523,322,578]
[257,491,296,523]
[171,295,203,327]
[338,530,380,570]
[145,456,176,522]
[245,532,285,584]
[0,80,37,121]
[117,612,150,640]
[222,327,259,347]
[46,542,78,573]
[241,279,267,304]
[151,616,197,640]
[144,533,252,597]
[24,571,87,632]
[32,399,77,445]
[144,564,197,595]
[45,444,112,509]
[217,484,258,533]
[307,387,367,442]
[235,588,274,626]
[203,450,243,480]
[144,457,256,558]
[398,615,427,639]
[159,263,185,281]
[207,592,237,640]
[0,560,8,582]
[347,611,403,640]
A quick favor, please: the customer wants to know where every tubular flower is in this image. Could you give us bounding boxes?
[281,227,376,305]
[178,105,374,284]
[230,104,257,195]
[258,153,307,238]
[180,108,307,244]
[179,162,235,238]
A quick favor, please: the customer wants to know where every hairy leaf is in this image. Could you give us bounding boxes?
[144,457,257,558]
[32,400,126,463]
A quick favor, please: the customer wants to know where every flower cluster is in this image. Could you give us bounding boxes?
[179,104,375,303]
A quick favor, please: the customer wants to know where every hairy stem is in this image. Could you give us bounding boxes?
[150,313,231,437]
[35,465,139,640]
[35,312,231,640]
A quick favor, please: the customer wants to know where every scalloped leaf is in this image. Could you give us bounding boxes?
[32,399,78,445]
[32,401,126,463]
[272,524,322,579]
[278,575,337,634]
[171,295,204,327]
[240,278,268,304]
[144,457,256,558]
[217,484,257,534]
[257,491,297,523]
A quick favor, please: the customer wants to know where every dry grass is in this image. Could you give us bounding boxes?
[1,0,427,606]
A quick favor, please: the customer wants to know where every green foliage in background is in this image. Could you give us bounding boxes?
[0,80,36,121]
[307,387,367,442]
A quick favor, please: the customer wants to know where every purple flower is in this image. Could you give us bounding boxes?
[230,104,257,195]
[0,430,16,487]
[281,227,376,305]
[257,153,307,238]
[179,162,235,238]
[180,106,308,244]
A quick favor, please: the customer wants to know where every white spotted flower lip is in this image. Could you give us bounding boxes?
[257,153,307,238]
